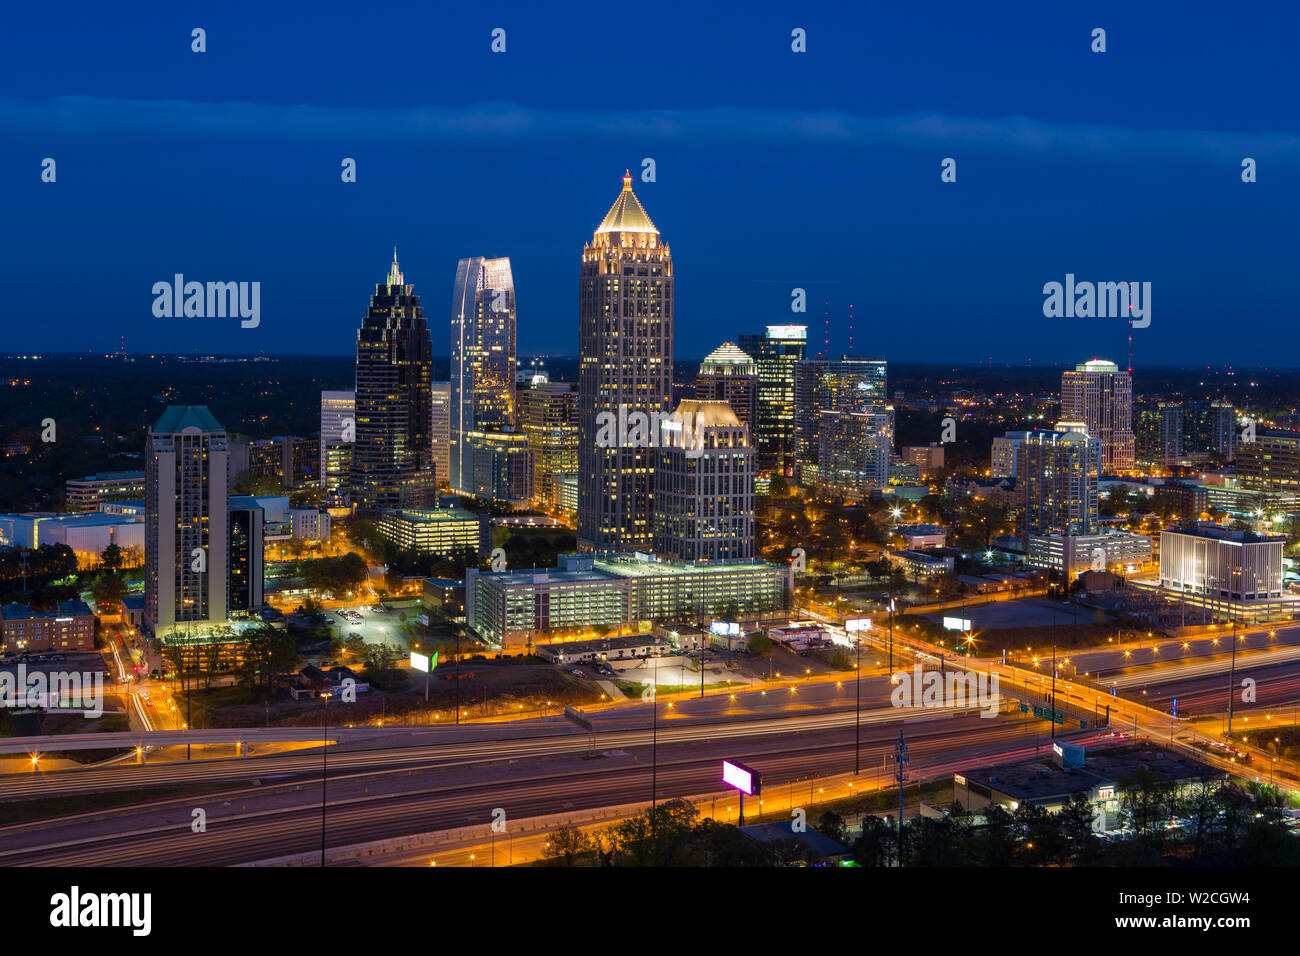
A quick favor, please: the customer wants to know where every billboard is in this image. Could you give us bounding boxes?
[844,618,871,633]
[710,621,740,636]
[942,617,972,632]
[410,650,438,673]
[722,759,761,796]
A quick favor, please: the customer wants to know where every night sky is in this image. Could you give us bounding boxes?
[3,1,1297,366]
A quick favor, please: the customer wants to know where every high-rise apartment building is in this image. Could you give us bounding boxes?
[794,357,890,495]
[991,431,1031,479]
[1014,428,1100,543]
[319,390,355,496]
[352,251,435,511]
[737,325,806,474]
[1060,359,1135,472]
[695,342,757,430]
[1183,401,1237,460]
[449,256,517,495]
[652,400,756,563]
[144,406,230,636]
[1135,402,1182,468]
[577,172,673,552]
[430,381,451,486]
[518,380,579,512]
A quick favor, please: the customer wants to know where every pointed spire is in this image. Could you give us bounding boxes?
[386,246,404,287]
[596,171,658,235]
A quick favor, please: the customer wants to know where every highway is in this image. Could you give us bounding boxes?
[0,708,1065,866]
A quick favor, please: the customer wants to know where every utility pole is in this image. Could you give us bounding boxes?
[854,633,861,775]
[651,652,659,866]
[1226,619,1238,736]
[1051,646,1057,740]
[320,691,329,867]
[893,730,909,866]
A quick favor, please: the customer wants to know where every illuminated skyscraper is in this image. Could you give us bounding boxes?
[351,251,435,511]
[1061,359,1135,472]
[518,380,578,511]
[653,401,756,562]
[144,406,230,636]
[430,381,451,486]
[695,342,757,429]
[449,256,517,494]
[1015,427,1100,543]
[738,326,807,474]
[578,171,673,552]
[794,357,891,495]
[319,390,355,496]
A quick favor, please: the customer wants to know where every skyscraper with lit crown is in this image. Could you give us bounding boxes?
[578,172,673,552]
[352,251,435,511]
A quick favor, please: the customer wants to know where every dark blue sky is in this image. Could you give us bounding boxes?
[3,1,1297,366]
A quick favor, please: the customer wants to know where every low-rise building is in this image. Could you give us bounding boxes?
[892,524,947,550]
[421,577,466,617]
[289,507,331,541]
[534,634,670,664]
[1026,530,1153,577]
[1155,522,1289,621]
[64,471,146,511]
[467,552,791,653]
[889,549,954,578]
[1,600,95,653]
[953,745,1221,833]
[376,505,488,557]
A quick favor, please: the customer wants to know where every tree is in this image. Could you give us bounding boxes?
[100,543,124,571]
[747,634,774,658]
[767,474,789,498]
[91,572,127,607]
[815,809,847,845]
[541,826,596,866]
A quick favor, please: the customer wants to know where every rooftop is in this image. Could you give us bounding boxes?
[152,405,225,434]
[595,171,658,235]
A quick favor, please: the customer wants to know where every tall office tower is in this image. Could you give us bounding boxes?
[449,256,517,494]
[227,500,265,615]
[430,382,451,486]
[518,380,579,512]
[738,325,807,474]
[144,406,230,636]
[577,171,673,552]
[1183,400,1237,460]
[793,357,890,493]
[1060,359,1135,472]
[991,431,1031,479]
[1015,428,1100,544]
[653,401,756,563]
[1237,431,1300,505]
[695,342,757,429]
[352,251,435,512]
[320,390,355,496]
